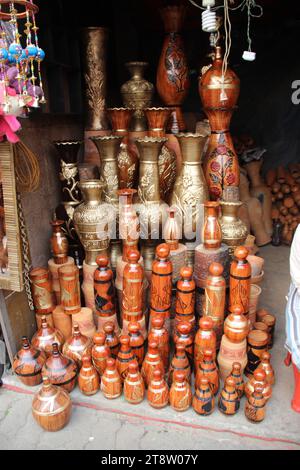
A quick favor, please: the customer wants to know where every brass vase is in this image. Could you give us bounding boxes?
[73,180,111,266]
[121,62,154,132]
[135,137,167,275]
[219,201,248,256]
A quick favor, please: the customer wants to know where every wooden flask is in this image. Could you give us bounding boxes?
[50,219,69,265]
[128,322,145,367]
[92,332,111,376]
[42,343,78,392]
[116,335,138,382]
[32,316,64,357]
[218,377,240,416]
[245,384,266,423]
[204,262,226,346]
[169,370,192,412]
[58,265,81,315]
[168,342,191,386]
[175,266,196,327]
[227,362,244,398]
[194,317,216,372]
[174,321,194,367]
[103,322,120,359]
[195,348,219,396]
[203,201,222,250]
[245,368,272,402]
[147,369,169,409]
[224,304,249,343]
[32,376,72,431]
[101,358,122,399]
[62,324,93,368]
[30,267,55,314]
[148,315,170,371]
[229,246,251,317]
[13,336,46,386]
[193,376,215,416]
[124,361,145,404]
[257,351,275,385]
[94,255,116,317]
[78,354,100,396]
[141,341,165,387]
[122,250,144,323]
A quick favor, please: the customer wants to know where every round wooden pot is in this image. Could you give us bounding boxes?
[32,316,64,357]
[62,324,93,369]
[42,343,78,392]
[13,337,46,387]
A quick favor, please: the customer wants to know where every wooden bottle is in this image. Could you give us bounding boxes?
[168,342,191,386]
[92,332,111,376]
[193,376,215,416]
[128,322,145,367]
[50,219,69,265]
[147,369,169,409]
[32,316,64,356]
[103,322,120,359]
[224,304,249,343]
[257,351,275,385]
[141,341,165,387]
[229,246,251,318]
[195,348,219,396]
[245,368,272,402]
[175,266,196,328]
[94,255,116,317]
[245,384,266,423]
[78,354,100,396]
[62,324,92,368]
[204,262,226,346]
[30,267,55,314]
[122,250,144,324]
[124,361,145,404]
[13,336,46,386]
[227,362,244,398]
[42,343,78,392]
[58,265,81,315]
[203,202,222,250]
[169,370,192,412]
[194,317,216,372]
[245,329,269,377]
[218,377,240,416]
[32,376,72,431]
[149,244,173,331]
[116,335,138,382]
[164,208,188,285]
[101,358,122,399]
[174,321,194,367]
[148,316,170,371]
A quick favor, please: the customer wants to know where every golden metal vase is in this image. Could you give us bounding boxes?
[219,201,248,256]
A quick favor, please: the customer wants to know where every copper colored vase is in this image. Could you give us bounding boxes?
[62,324,93,369]
[203,202,222,250]
[50,219,69,265]
[13,337,46,387]
[42,343,78,392]
[32,316,64,357]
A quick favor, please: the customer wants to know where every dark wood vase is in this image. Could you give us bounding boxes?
[13,336,46,386]
[128,322,145,367]
[194,317,216,372]
[195,348,219,396]
[92,332,111,376]
[42,343,78,392]
[218,377,240,415]
[94,255,117,318]
[32,377,72,431]
[147,369,169,409]
[193,376,215,416]
[173,321,194,368]
[169,370,192,412]
[141,341,165,388]
[32,316,64,357]
[227,362,245,398]
[116,335,138,382]
[100,358,122,399]
[156,5,190,133]
[229,247,251,317]
[124,361,145,404]
[78,354,100,396]
[148,316,170,371]
[168,342,191,386]
[50,219,69,265]
[103,322,120,359]
[199,46,240,200]
[62,324,93,368]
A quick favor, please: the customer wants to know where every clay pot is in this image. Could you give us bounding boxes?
[257,351,275,385]
[78,354,100,396]
[245,329,269,377]
[13,337,46,387]
[227,362,244,398]
[224,304,249,343]
[147,369,169,409]
[101,358,122,399]
[52,305,72,341]
[92,332,111,376]
[217,335,248,381]
[173,321,194,367]
[141,341,165,388]
[62,324,93,369]
[128,322,145,367]
[168,342,191,386]
[247,255,264,277]
[169,371,192,412]
[116,335,138,382]
[124,362,145,404]
[32,316,64,357]
[193,376,215,416]
[32,377,72,431]
[148,316,170,371]
[245,384,266,423]
[103,322,120,359]
[42,343,78,392]
[218,377,240,415]
[194,317,216,372]
[245,368,272,402]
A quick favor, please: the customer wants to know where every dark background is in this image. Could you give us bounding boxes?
[35,0,300,170]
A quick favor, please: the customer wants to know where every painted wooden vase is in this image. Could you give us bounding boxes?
[13,337,46,387]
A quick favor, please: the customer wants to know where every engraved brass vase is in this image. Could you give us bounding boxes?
[219,201,248,256]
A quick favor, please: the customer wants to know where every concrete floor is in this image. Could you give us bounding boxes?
[1,245,300,451]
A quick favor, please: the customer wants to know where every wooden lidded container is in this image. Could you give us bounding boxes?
[261,314,276,349]
[194,316,216,371]
[224,304,249,343]
[193,376,215,416]
[245,384,266,423]
[58,265,81,315]
[229,246,251,318]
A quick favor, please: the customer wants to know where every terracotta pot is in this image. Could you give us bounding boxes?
[147,369,169,409]
[92,332,110,376]
[62,324,93,369]
[169,371,192,412]
[32,316,64,357]
[32,377,72,431]
[101,358,122,399]
[52,305,72,341]
[218,377,240,415]
[78,354,100,396]
[13,337,46,387]
[124,362,145,404]
[247,255,264,277]
[261,314,276,349]
[72,308,96,339]
[42,343,78,392]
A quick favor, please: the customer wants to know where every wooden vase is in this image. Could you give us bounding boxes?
[42,343,78,392]
[193,376,215,416]
[103,321,120,359]
[30,267,55,315]
[78,354,100,396]
[101,358,122,399]
[245,329,269,377]
[203,202,222,250]
[169,370,192,412]
[156,5,190,133]
[32,377,72,431]
[217,335,248,381]
[58,265,81,315]
[92,332,111,376]
[173,321,194,368]
[122,250,144,324]
[218,377,240,415]
[50,219,69,265]
[116,335,138,382]
[94,255,117,318]
[32,316,64,357]
[148,316,170,371]
[257,352,275,385]
[48,257,75,305]
[195,348,219,396]
[62,324,92,369]
[124,361,145,404]
[164,209,188,282]
[147,369,169,409]
[141,341,165,388]
[224,304,249,343]
[227,362,244,398]
[194,317,216,372]
[229,246,251,318]
[203,262,226,347]
[175,267,196,327]
[118,188,140,260]
[245,368,272,402]
[13,337,46,387]
[168,342,191,386]
[245,384,266,423]
[128,322,145,367]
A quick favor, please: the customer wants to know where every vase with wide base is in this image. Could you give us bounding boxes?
[199,46,240,200]
[124,362,145,404]
[147,369,169,409]
[42,343,78,393]
[13,337,46,387]
[169,371,192,412]
[62,324,93,369]
[141,341,165,388]
[219,201,248,257]
[107,108,139,189]
[245,368,272,402]
[101,358,122,399]
[121,61,154,132]
[193,376,215,416]
[245,384,266,423]
[156,5,190,133]
[32,377,72,432]
[218,377,240,416]
[32,316,64,357]
[78,354,100,396]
